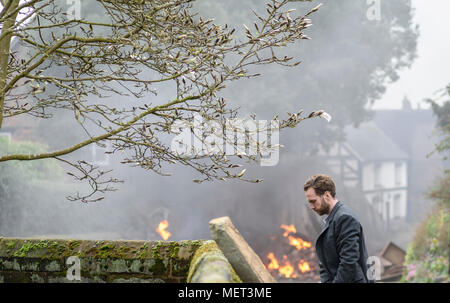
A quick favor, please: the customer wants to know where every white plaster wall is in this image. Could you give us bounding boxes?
[366,189,407,220]
[362,163,374,191]
[379,162,395,188]
[394,161,407,188]
[363,160,408,191]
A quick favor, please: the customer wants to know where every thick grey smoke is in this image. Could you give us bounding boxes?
[1,0,443,260]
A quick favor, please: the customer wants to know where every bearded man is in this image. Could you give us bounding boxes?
[304,174,374,283]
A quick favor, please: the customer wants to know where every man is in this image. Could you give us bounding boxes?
[304,174,373,283]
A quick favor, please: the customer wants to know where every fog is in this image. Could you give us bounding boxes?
[0,0,447,263]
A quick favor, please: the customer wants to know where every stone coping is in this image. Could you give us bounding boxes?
[187,240,242,283]
[0,237,206,283]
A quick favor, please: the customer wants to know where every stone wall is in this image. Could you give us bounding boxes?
[0,237,207,283]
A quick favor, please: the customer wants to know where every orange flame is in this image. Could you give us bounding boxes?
[298,260,311,273]
[279,256,297,278]
[265,224,314,279]
[267,252,279,270]
[288,235,312,251]
[280,224,296,237]
[156,220,171,240]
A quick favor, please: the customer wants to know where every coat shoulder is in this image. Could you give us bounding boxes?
[335,203,360,223]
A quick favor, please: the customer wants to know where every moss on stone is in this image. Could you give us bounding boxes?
[189,240,202,251]
[96,243,119,259]
[0,238,211,283]
[6,241,16,250]
[68,240,81,249]
[45,241,67,259]
[13,240,50,257]
[137,242,149,259]
[151,242,162,259]
[150,258,167,275]
[186,240,242,283]
[119,246,131,254]
[168,242,180,259]
[100,244,114,251]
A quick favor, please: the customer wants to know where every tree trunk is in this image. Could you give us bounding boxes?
[0,0,20,130]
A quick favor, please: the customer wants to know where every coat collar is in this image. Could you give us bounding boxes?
[325,201,342,224]
[318,201,342,239]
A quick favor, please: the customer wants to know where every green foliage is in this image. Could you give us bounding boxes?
[0,138,64,235]
[0,137,62,181]
[402,207,449,283]
[403,167,449,283]
[403,83,450,283]
[427,171,450,209]
[429,84,450,129]
[0,136,62,208]
[427,84,450,162]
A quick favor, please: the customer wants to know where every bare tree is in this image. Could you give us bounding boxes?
[0,0,328,202]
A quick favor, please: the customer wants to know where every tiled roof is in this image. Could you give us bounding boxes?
[344,121,409,162]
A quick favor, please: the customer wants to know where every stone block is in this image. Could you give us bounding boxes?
[209,216,276,283]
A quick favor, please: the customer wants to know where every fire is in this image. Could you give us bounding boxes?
[267,252,279,270]
[280,224,296,237]
[265,223,315,279]
[267,253,303,279]
[281,224,312,250]
[288,235,312,251]
[279,256,297,279]
[298,260,311,273]
[156,220,171,240]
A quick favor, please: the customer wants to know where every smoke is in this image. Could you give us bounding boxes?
[1,0,443,261]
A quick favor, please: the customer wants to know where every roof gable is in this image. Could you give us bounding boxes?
[344,121,409,162]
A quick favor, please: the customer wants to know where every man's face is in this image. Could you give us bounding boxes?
[305,187,330,216]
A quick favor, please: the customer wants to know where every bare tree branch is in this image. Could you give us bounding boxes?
[0,0,328,202]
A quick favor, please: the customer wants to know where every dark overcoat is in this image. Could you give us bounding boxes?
[315,201,374,283]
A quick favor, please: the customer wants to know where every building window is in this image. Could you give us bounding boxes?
[395,162,403,186]
[393,194,402,218]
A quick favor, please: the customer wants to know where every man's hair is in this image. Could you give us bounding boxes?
[303,174,336,198]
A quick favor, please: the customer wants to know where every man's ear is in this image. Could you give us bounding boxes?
[323,191,331,202]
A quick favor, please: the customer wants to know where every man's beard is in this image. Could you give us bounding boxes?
[316,197,330,216]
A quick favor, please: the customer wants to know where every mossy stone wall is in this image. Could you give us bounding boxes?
[0,237,205,283]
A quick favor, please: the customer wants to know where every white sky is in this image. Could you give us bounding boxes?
[371,0,450,110]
